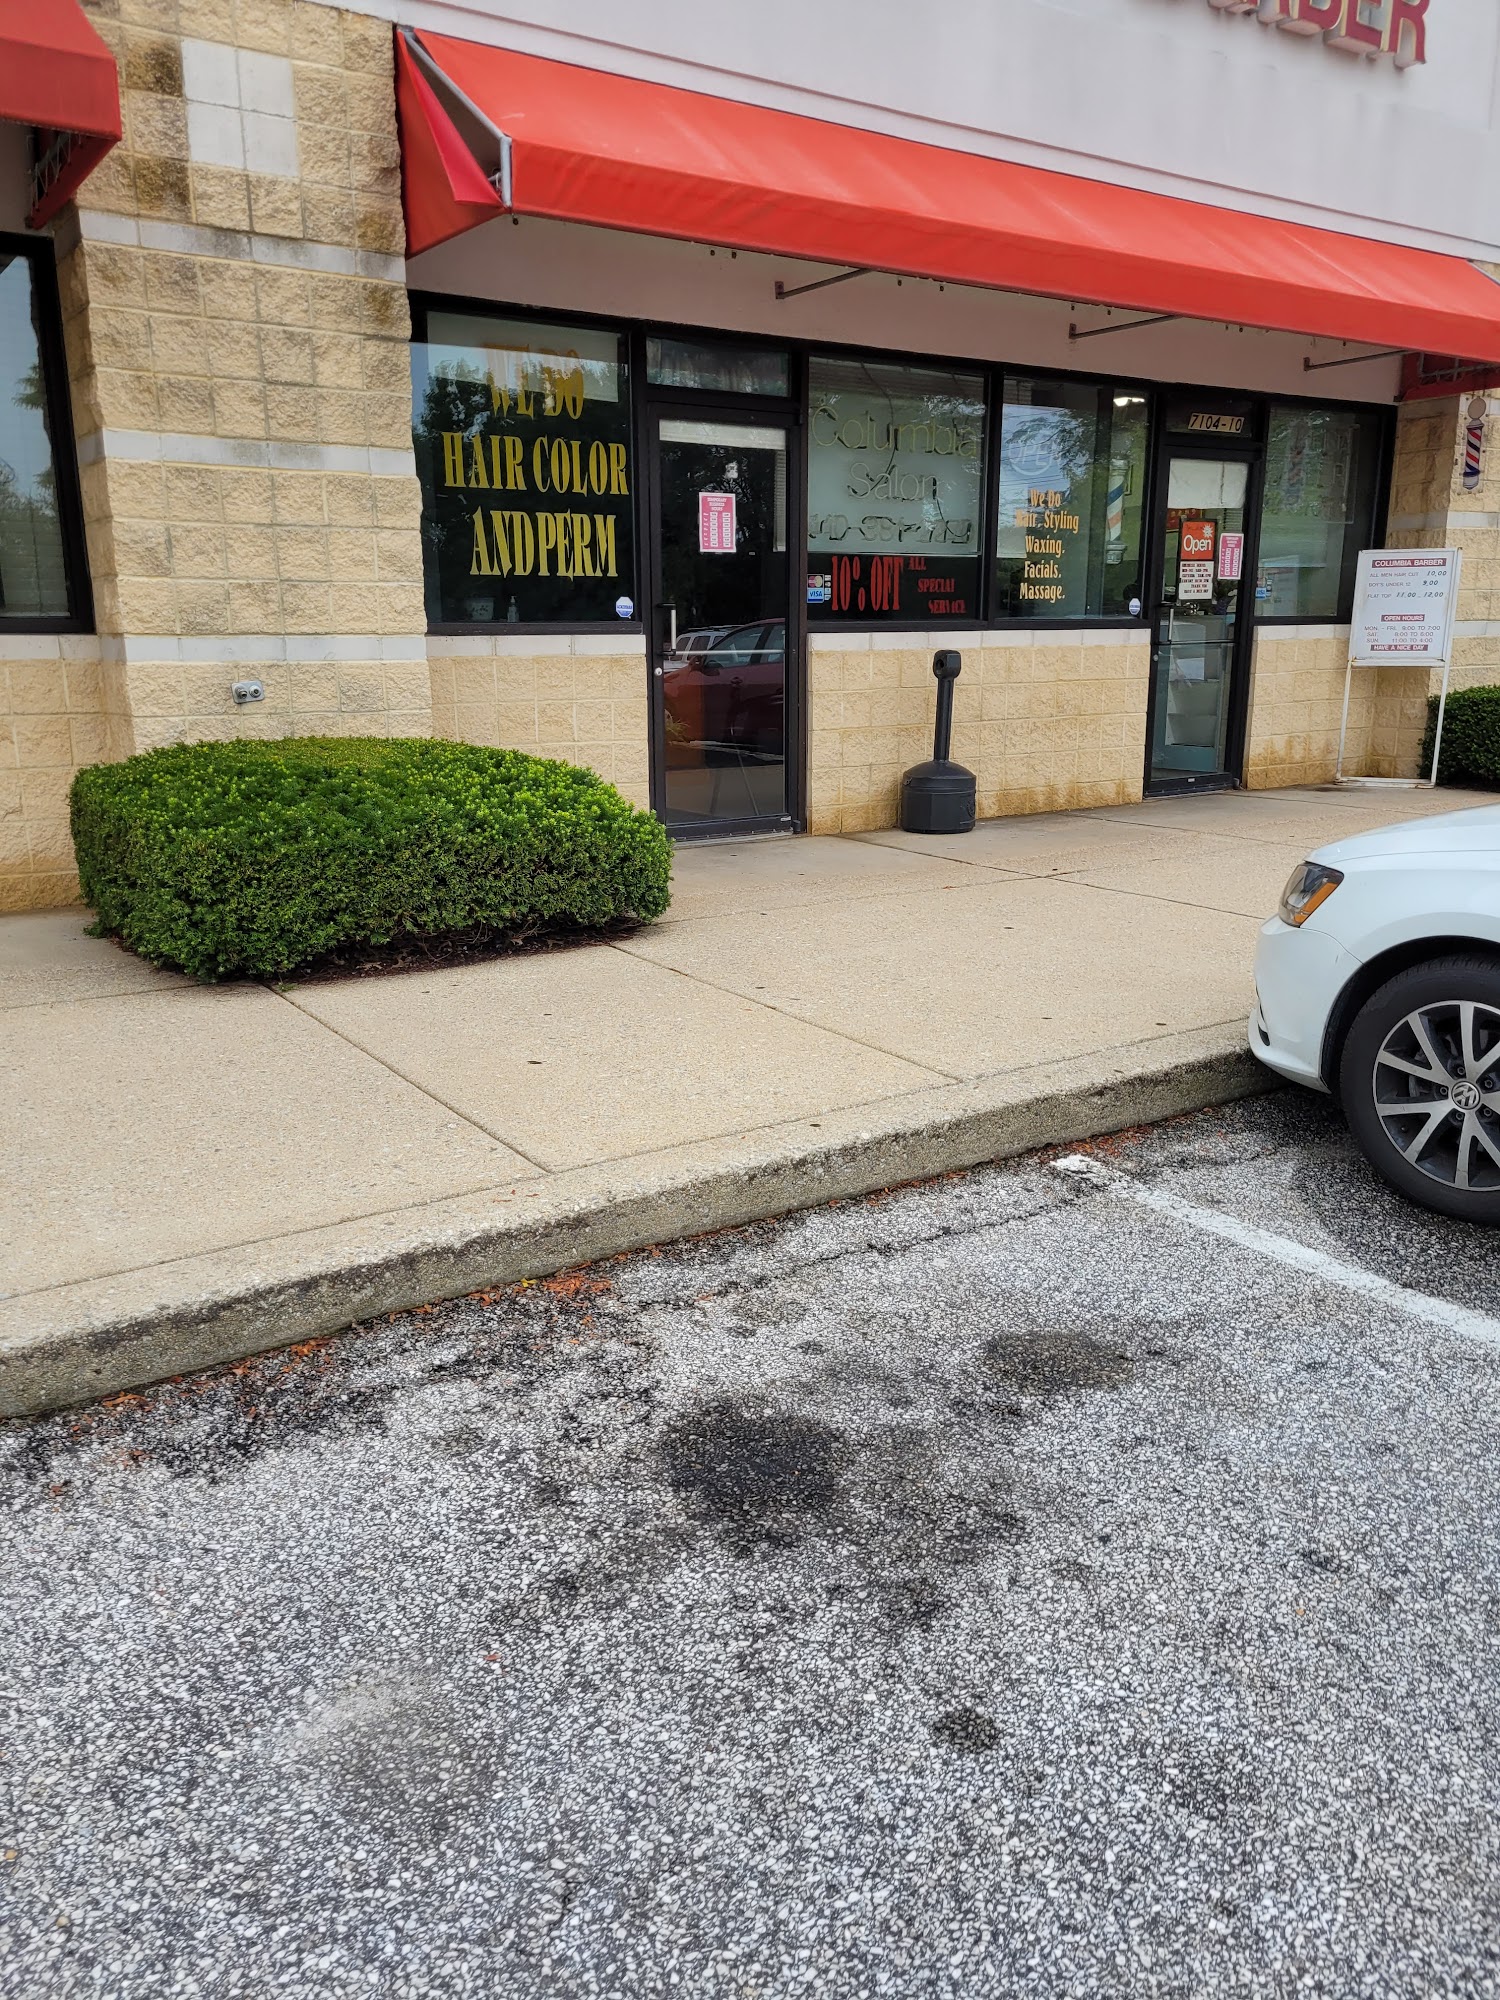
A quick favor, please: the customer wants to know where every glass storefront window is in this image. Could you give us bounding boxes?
[647,336,790,397]
[993,378,1148,620]
[806,355,985,623]
[0,248,73,624]
[1257,403,1384,621]
[412,310,636,627]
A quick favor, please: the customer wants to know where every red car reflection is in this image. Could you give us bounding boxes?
[663,618,785,763]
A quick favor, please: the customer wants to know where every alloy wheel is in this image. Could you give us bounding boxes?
[1372,1000,1500,1192]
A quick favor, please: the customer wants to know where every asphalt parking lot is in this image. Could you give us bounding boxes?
[4,1090,1500,2000]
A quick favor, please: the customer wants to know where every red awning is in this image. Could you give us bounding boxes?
[395,34,505,256]
[0,0,121,228]
[404,29,1500,368]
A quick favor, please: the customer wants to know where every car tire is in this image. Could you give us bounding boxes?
[1340,954,1500,1225]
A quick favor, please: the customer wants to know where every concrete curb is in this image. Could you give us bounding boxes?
[0,1025,1272,1418]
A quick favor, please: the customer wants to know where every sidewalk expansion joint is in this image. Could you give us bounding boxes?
[602,942,966,1083]
[268,984,552,1172]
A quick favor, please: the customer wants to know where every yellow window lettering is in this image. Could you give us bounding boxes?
[537,511,558,577]
[508,511,536,576]
[557,357,584,420]
[608,442,629,496]
[532,437,551,493]
[549,439,571,493]
[573,513,595,577]
[467,436,490,489]
[442,433,466,488]
[469,507,494,576]
[487,510,512,577]
[593,513,618,578]
[588,441,609,495]
[503,435,525,491]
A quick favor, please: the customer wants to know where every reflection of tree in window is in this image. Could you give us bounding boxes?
[413,362,491,621]
[1259,405,1376,621]
[410,318,634,626]
[993,379,1146,621]
[806,354,985,621]
[0,263,68,619]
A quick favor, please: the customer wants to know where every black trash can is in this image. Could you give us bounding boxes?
[899,650,976,834]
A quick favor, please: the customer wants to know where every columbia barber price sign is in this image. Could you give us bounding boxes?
[1349,550,1460,667]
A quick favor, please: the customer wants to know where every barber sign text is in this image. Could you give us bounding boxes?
[1205,0,1428,68]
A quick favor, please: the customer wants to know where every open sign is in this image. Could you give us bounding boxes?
[1180,519,1216,561]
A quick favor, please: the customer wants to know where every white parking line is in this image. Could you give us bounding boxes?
[1052,1153,1500,1350]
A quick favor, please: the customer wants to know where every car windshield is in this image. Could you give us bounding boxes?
[707,619,784,667]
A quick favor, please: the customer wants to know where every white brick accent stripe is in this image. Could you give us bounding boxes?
[74,430,416,480]
[75,208,405,283]
[1389,511,1500,533]
[96,635,429,665]
[1252,623,1350,640]
[809,627,1147,653]
[433,632,647,659]
[0,634,102,662]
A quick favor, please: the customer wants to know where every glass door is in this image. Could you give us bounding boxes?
[1147,453,1256,792]
[648,413,794,835]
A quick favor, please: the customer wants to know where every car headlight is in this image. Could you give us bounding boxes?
[1278,860,1344,928]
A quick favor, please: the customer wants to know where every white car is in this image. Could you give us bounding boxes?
[1251,804,1500,1222]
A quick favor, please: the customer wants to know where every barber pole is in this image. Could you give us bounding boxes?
[1464,408,1485,492]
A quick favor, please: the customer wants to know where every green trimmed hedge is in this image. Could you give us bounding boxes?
[1423,684,1500,789]
[71,736,672,981]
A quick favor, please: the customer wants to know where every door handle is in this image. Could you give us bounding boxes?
[666,604,677,652]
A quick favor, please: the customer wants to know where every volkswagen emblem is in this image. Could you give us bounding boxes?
[1450,1079,1482,1112]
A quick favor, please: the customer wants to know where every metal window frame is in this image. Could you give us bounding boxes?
[0,232,94,635]
[409,287,1395,639]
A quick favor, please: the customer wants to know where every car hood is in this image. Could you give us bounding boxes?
[1312,802,1500,867]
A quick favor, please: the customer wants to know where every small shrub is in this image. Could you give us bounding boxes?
[1422,684,1500,789]
[71,736,672,981]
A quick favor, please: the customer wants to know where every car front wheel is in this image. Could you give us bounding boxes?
[1340,955,1500,1224]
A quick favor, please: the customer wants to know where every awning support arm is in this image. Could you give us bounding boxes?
[399,26,512,203]
[1303,347,1407,372]
[774,267,869,301]
[1068,313,1176,341]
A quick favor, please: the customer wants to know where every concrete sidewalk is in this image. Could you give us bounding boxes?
[3,784,1490,1415]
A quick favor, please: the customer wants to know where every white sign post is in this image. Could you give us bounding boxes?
[1336,548,1462,788]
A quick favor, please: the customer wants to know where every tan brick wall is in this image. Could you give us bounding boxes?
[806,631,1150,834]
[1243,626,1356,789]
[1365,392,1500,779]
[429,637,651,810]
[69,0,420,662]
[0,640,119,910]
[0,0,430,909]
[1243,396,1500,791]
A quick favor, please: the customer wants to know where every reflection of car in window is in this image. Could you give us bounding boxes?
[669,626,731,660]
[662,618,785,762]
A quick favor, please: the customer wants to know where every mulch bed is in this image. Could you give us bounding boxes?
[277,916,649,986]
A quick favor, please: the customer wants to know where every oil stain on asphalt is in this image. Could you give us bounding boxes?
[3,1092,1500,2000]
[658,1400,843,1551]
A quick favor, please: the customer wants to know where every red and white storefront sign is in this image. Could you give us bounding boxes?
[1349,549,1460,664]
[698,492,737,553]
[1203,0,1428,69]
